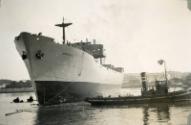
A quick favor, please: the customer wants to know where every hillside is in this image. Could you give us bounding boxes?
[0,79,32,89]
[122,71,190,88]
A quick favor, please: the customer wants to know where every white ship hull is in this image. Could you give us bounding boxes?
[15,32,124,105]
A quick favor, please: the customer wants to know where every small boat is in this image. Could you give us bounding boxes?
[86,90,191,106]
[27,96,34,102]
[12,97,24,103]
[86,60,191,106]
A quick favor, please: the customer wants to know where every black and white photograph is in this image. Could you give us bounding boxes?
[1,0,191,125]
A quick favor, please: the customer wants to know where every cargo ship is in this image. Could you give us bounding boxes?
[14,18,124,105]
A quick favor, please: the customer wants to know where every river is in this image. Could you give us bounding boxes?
[0,88,191,125]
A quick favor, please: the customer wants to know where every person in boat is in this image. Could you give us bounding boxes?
[27,96,34,102]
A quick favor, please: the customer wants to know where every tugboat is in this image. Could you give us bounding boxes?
[86,60,191,105]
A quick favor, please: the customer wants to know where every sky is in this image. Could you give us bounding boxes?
[0,0,191,80]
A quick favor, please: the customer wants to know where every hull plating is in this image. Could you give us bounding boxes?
[35,81,121,105]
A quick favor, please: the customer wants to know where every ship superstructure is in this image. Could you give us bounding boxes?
[14,18,124,105]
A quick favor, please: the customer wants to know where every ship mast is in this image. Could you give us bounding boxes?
[158,59,168,85]
[55,17,72,44]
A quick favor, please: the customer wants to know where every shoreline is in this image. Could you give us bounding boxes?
[0,88,34,93]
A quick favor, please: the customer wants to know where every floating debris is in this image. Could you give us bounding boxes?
[5,109,35,116]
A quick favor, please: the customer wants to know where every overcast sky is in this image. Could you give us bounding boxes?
[0,0,191,80]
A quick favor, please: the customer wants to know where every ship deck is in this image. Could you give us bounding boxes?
[86,90,191,106]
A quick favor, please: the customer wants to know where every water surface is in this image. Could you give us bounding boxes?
[0,89,191,125]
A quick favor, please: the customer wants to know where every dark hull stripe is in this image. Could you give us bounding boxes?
[34,81,120,105]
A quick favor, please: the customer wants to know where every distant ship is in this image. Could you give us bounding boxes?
[14,18,124,105]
